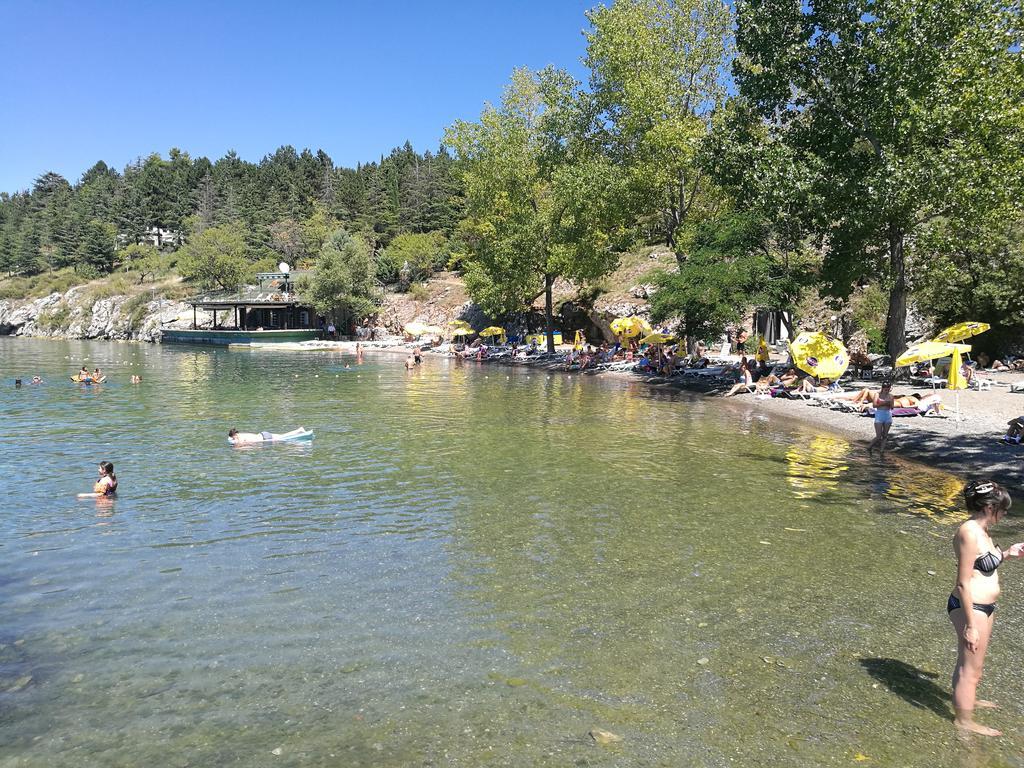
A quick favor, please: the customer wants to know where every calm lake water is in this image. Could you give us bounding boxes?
[2,338,1023,767]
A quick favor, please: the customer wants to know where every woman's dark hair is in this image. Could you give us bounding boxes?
[964,479,1011,516]
[100,461,117,490]
[228,428,238,437]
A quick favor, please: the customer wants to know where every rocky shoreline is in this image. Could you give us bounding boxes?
[0,287,199,343]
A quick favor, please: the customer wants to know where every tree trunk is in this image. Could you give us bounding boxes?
[544,273,556,354]
[884,227,908,361]
[780,311,794,341]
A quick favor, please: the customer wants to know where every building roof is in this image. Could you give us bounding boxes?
[185,271,313,309]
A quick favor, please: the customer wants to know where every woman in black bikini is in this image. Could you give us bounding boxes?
[949,480,1024,736]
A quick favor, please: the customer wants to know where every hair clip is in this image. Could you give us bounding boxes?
[973,482,994,495]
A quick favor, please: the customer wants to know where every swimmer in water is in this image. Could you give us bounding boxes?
[405,355,416,370]
[78,461,118,498]
[31,376,43,385]
[130,375,142,384]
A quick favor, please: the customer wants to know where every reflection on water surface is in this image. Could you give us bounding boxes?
[0,338,1022,767]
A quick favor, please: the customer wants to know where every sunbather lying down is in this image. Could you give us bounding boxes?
[830,387,942,410]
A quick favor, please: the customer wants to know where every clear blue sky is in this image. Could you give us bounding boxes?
[0,0,595,193]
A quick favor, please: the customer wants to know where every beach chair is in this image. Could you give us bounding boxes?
[603,360,638,372]
[912,375,948,390]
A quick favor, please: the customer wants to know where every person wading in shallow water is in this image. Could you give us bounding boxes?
[948,480,1024,737]
[867,381,894,457]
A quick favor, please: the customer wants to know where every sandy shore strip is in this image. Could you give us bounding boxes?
[266,338,1024,491]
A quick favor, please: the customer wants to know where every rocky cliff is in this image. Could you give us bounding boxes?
[0,287,205,342]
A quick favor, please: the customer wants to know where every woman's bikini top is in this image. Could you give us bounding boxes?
[94,479,116,496]
[974,547,1002,575]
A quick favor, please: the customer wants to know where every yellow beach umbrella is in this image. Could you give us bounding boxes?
[895,341,968,367]
[947,347,969,422]
[449,319,472,330]
[610,317,640,338]
[421,325,443,336]
[948,348,968,391]
[479,326,505,340]
[934,321,990,344]
[451,327,473,337]
[640,333,676,345]
[788,331,849,380]
[404,321,429,337]
[756,339,770,363]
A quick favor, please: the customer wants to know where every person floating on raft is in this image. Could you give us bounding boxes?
[228,427,314,445]
[72,366,106,384]
[78,461,118,498]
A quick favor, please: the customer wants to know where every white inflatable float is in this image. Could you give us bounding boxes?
[228,427,314,445]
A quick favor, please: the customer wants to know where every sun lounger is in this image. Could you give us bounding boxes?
[912,376,947,389]
[603,360,638,372]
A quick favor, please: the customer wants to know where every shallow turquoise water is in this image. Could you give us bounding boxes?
[2,338,1024,767]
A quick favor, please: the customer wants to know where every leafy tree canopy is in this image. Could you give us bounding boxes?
[305,228,379,320]
[446,67,628,350]
[731,0,1024,356]
[176,224,253,290]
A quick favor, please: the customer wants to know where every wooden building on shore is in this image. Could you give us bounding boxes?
[162,271,321,346]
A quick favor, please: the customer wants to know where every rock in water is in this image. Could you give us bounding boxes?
[589,729,623,745]
[7,675,33,692]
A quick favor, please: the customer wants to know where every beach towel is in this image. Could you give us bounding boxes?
[864,403,942,418]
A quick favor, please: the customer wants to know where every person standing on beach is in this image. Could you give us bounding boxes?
[948,480,1024,736]
[867,381,894,457]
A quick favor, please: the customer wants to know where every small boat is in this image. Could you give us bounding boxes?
[71,375,107,384]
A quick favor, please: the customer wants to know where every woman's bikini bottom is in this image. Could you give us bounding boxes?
[947,593,996,617]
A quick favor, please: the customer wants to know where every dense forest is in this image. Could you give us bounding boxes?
[0,142,464,280]
[3,0,1024,357]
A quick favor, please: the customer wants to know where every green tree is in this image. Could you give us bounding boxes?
[77,219,117,273]
[446,67,627,352]
[914,211,1024,353]
[384,231,448,288]
[584,0,733,254]
[176,224,253,290]
[733,0,1024,358]
[648,212,811,341]
[118,242,171,282]
[300,203,339,264]
[305,228,379,321]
